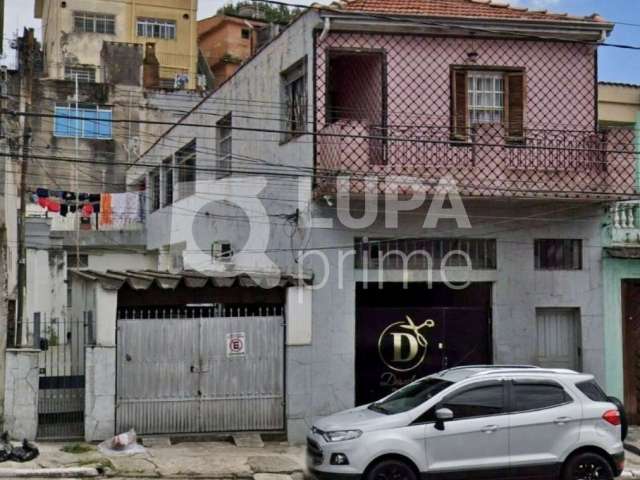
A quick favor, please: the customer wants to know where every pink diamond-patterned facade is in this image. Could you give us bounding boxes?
[314,32,637,200]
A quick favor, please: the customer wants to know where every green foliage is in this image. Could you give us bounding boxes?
[46,326,59,347]
[217,1,303,24]
[61,443,96,454]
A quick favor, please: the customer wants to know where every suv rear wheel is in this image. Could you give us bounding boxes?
[562,452,614,480]
[366,459,417,480]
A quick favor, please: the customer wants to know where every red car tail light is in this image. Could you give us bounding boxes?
[602,410,621,426]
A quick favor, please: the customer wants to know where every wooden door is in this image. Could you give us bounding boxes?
[623,281,640,424]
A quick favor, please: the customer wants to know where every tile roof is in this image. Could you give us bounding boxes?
[333,0,608,23]
[599,81,640,89]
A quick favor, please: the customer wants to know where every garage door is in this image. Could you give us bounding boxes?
[116,311,285,434]
[356,283,492,405]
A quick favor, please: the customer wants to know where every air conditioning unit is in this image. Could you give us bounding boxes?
[212,241,234,262]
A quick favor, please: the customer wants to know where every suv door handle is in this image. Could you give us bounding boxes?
[481,425,498,434]
[554,416,572,425]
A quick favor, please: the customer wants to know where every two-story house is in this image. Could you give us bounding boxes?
[36,0,637,444]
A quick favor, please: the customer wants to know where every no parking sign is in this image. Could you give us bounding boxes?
[226,332,246,357]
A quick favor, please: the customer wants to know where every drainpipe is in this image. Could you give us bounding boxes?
[319,17,331,42]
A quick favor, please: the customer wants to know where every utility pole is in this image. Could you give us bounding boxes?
[16,28,35,345]
[74,73,80,267]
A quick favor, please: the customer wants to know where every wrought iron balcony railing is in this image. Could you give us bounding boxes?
[315,122,637,200]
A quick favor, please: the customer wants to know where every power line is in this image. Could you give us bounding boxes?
[6,110,639,156]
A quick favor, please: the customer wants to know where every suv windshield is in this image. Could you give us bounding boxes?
[368,377,453,415]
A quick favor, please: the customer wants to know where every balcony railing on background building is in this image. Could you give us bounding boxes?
[610,201,640,246]
[613,201,640,230]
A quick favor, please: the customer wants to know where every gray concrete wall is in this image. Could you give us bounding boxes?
[282,200,607,442]
[85,346,116,442]
[3,349,40,440]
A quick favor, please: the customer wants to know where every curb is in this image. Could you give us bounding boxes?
[0,467,99,478]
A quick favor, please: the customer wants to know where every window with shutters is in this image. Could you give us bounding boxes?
[281,58,307,142]
[451,67,525,141]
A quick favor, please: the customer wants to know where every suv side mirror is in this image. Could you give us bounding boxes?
[435,407,453,431]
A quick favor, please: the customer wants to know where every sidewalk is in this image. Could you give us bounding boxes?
[5,431,640,479]
[0,438,306,479]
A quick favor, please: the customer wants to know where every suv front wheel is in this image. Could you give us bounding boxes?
[366,459,417,480]
[562,452,614,480]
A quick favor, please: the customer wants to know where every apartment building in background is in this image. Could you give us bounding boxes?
[34,0,198,89]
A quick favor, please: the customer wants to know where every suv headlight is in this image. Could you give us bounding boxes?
[322,430,363,442]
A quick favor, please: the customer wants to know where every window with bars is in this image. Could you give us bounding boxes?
[150,168,161,212]
[354,238,497,270]
[137,18,176,40]
[54,105,112,139]
[162,157,173,207]
[217,115,232,178]
[282,59,307,142]
[468,72,504,125]
[64,66,96,83]
[176,140,196,199]
[74,11,115,34]
[534,239,582,270]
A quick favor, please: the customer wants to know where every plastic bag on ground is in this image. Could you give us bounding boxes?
[98,429,146,456]
[0,432,12,462]
[9,439,39,462]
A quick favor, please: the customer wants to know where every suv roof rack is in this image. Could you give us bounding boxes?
[474,368,580,377]
[445,365,539,372]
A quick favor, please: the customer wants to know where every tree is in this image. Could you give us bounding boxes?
[217,1,304,24]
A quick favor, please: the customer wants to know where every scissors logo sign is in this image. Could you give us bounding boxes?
[378,316,436,372]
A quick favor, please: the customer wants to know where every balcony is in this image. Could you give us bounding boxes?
[610,201,640,246]
[315,123,637,200]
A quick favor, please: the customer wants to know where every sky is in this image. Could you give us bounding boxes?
[2,0,639,84]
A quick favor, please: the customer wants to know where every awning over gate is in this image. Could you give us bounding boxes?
[70,269,312,291]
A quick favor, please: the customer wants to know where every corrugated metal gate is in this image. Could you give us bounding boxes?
[116,308,285,435]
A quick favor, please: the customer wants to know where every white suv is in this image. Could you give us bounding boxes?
[308,366,626,480]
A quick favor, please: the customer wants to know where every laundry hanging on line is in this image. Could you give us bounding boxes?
[32,188,144,226]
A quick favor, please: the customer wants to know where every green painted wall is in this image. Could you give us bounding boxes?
[604,113,640,398]
[603,257,640,399]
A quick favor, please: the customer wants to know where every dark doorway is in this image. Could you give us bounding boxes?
[623,280,640,424]
[355,282,492,405]
[325,49,386,165]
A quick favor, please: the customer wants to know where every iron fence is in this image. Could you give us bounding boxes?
[9,314,94,440]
